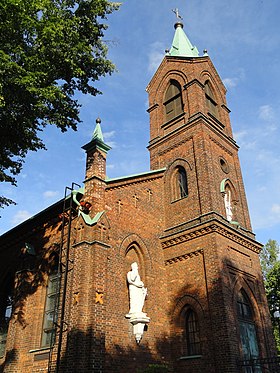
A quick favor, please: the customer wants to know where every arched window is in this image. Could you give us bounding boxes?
[205,80,218,118]
[173,166,188,200]
[41,254,60,347]
[164,80,183,121]
[237,290,260,367]
[185,309,201,356]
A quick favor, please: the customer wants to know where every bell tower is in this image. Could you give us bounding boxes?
[147,20,251,232]
[146,16,276,372]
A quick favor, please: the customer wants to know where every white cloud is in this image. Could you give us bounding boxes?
[258,104,274,121]
[148,42,165,73]
[43,190,59,199]
[233,130,247,142]
[103,131,117,148]
[103,131,115,140]
[12,210,32,225]
[223,77,238,88]
[271,204,280,215]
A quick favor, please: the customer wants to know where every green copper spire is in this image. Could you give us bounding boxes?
[92,117,104,142]
[82,117,111,154]
[168,21,199,58]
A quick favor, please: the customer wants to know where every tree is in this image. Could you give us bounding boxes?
[260,239,280,280]
[0,0,120,207]
[265,261,280,353]
[260,239,280,353]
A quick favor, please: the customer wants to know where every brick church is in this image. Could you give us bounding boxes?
[0,17,277,373]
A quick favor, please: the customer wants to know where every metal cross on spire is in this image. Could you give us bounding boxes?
[172,8,183,21]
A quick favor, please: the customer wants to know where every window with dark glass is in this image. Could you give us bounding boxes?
[173,166,188,200]
[185,309,201,356]
[0,292,12,357]
[205,80,218,118]
[164,80,183,121]
[178,167,188,198]
[41,256,60,348]
[237,290,261,372]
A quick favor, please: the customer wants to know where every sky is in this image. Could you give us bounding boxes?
[1,0,280,246]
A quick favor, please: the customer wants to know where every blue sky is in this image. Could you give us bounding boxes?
[1,0,280,246]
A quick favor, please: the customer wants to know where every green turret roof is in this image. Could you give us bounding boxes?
[82,117,111,153]
[168,22,199,58]
[92,117,104,142]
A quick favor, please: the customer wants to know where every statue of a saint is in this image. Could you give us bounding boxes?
[126,262,147,317]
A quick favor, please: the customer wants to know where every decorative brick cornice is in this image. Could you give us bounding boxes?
[211,224,262,253]
[161,220,262,254]
[147,103,159,113]
[209,135,234,156]
[165,249,203,266]
[161,226,213,249]
[158,135,193,157]
[106,172,164,191]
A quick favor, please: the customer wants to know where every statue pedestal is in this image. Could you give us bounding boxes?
[126,312,150,344]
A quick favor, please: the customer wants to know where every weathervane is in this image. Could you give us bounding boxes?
[172,8,183,21]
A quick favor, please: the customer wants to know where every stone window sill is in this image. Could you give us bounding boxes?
[178,355,202,360]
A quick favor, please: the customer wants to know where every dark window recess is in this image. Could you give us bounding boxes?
[41,256,60,348]
[0,294,12,357]
[185,309,201,356]
[205,80,218,118]
[164,80,183,121]
[237,290,260,370]
[178,167,188,198]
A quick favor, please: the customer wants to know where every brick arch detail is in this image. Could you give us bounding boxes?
[118,233,153,270]
[220,178,239,203]
[172,294,205,325]
[200,70,224,104]
[232,276,262,323]
[165,158,193,201]
[155,70,189,102]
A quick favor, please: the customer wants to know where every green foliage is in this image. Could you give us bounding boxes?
[0,0,120,206]
[137,364,172,373]
[266,261,280,353]
[260,239,280,280]
[260,240,280,353]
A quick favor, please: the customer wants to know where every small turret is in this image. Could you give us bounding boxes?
[82,118,111,213]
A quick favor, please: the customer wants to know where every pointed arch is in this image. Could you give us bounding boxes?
[166,159,192,202]
[164,79,183,121]
[172,295,204,357]
[220,178,238,222]
[172,165,188,200]
[204,80,218,118]
[119,234,153,277]
[235,287,261,363]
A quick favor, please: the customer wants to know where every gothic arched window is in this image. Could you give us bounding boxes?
[41,254,60,347]
[237,290,260,365]
[185,309,201,356]
[164,80,183,121]
[205,80,218,118]
[173,166,188,200]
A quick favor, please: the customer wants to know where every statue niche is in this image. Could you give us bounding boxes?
[125,262,150,344]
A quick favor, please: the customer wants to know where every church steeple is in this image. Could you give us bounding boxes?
[168,21,199,58]
[147,15,252,233]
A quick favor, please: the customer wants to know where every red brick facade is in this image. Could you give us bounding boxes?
[0,34,277,373]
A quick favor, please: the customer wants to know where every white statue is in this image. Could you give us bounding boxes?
[224,188,233,222]
[126,262,147,316]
